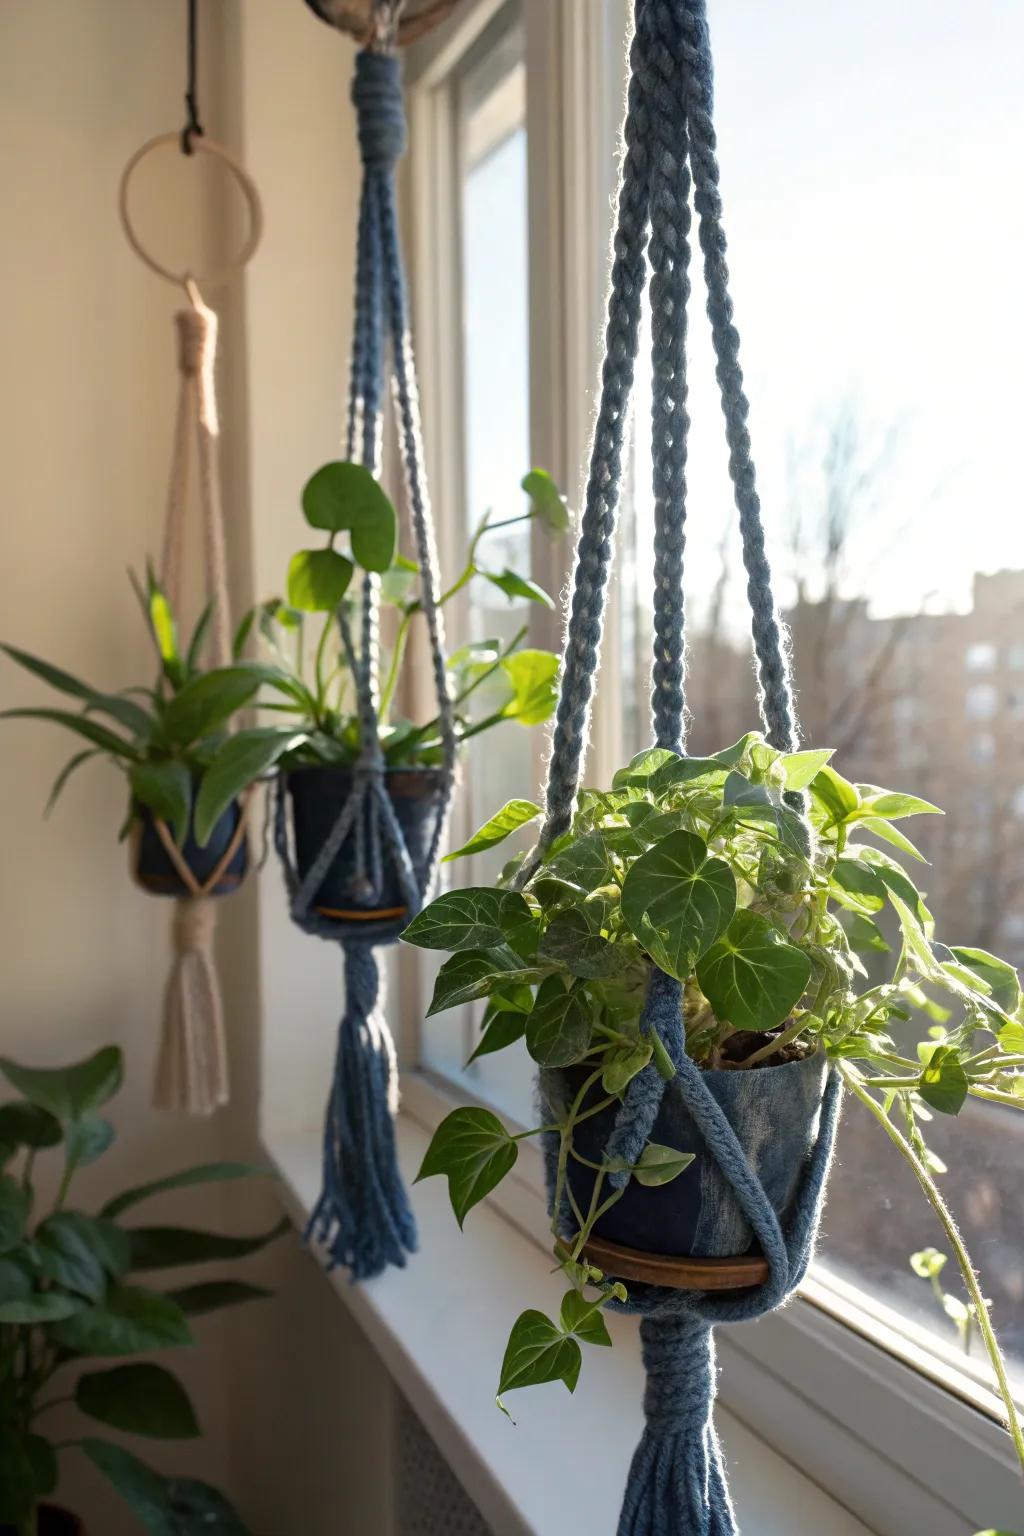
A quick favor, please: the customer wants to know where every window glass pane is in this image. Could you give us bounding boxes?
[420,11,537,1123]
[617,0,1024,1388]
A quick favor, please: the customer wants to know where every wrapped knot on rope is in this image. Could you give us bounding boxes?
[529,1,840,1529]
[275,40,456,1281]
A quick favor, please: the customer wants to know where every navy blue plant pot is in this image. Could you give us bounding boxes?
[133,799,249,898]
[550,1046,828,1260]
[287,765,446,944]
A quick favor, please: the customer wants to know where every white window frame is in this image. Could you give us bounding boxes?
[399,4,1024,1530]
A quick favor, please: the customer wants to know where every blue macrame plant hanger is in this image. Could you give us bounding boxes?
[276,12,458,1281]
[527,2,842,1530]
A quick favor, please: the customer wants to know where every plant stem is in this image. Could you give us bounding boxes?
[378,610,414,723]
[744,1016,809,1067]
[841,1063,1024,1477]
[313,614,334,713]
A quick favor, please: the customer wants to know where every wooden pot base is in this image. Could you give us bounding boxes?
[578,1233,770,1292]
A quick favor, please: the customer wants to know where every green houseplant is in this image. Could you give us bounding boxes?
[1,572,280,897]
[194,461,567,919]
[0,1045,284,1535]
[405,733,1024,1464]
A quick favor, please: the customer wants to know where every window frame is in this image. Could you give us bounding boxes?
[400,4,1024,1529]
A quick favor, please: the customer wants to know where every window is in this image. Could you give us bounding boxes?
[405,0,1024,1523]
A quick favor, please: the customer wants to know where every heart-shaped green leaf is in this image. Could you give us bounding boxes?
[779,749,834,791]
[497,1309,581,1416]
[621,830,736,980]
[426,951,542,1016]
[0,1101,62,1151]
[402,889,534,952]
[35,1212,129,1299]
[416,1107,518,1227]
[918,1045,969,1116]
[696,911,811,1032]
[525,977,591,1067]
[48,1285,192,1355]
[521,468,571,534]
[601,1037,652,1094]
[633,1143,695,1187]
[500,649,560,726]
[482,569,554,607]
[287,548,355,612]
[0,1046,123,1123]
[948,947,1022,1016]
[301,461,397,571]
[559,1289,611,1346]
[77,1363,201,1439]
[0,1292,86,1325]
[467,1008,528,1065]
[538,908,627,980]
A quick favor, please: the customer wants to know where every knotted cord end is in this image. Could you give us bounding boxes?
[352,49,407,167]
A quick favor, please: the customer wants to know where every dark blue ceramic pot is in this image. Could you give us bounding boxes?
[286,765,446,944]
[133,799,248,898]
[550,1046,828,1259]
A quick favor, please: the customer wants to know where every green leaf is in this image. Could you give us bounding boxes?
[164,1280,273,1317]
[231,607,256,661]
[601,1037,653,1094]
[0,642,99,703]
[82,1439,179,1536]
[621,830,736,981]
[467,1008,528,1064]
[194,729,305,847]
[126,1217,289,1271]
[45,748,102,817]
[910,1246,947,1280]
[101,1160,271,1221]
[853,787,943,822]
[48,1285,192,1355]
[497,1309,581,1413]
[130,760,192,847]
[809,764,860,826]
[0,707,138,760]
[0,1100,62,1150]
[402,889,534,953]
[500,649,560,726]
[696,911,812,1032]
[919,1045,969,1116]
[858,816,928,863]
[161,665,264,748]
[537,908,627,980]
[482,569,554,607]
[147,569,183,677]
[842,913,891,956]
[948,947,1022,1016]
[0,1434,41,1525]
[426,951,542,1016]
[65,1114,116,1171]
[301,461,397,571]
[521,468,570,534]
[633,1142,695,1187]
[379,554,420,606]
[559,1289,611,1346]
[444,799,541,863]
[0,1174,30,1253]
[779,749,834,791]
[416,1107,518,1227]
[287,548,355,612]
[611,748,680,789]
[184,600,216,677]
[36,1212,129,1298]
[830,856,887,915]
[77,1363,200,1439]
[166,1479,254,1534]
[0,1045,123,1123]
[544,830,615,890]
[525,977,591,1067]
[0,1291,86,1324]
[0,1252,33,1303]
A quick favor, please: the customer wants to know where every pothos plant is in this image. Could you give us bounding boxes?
[0,1045,284,1535]
[1,570,278,851]
[404,733,1024,1460]
[190,463,568,843]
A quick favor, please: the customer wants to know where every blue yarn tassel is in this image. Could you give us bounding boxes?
[619,1315,735,1536]
[306,942,417,1280]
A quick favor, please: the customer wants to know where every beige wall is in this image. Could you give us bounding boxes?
[0,1,394,1530]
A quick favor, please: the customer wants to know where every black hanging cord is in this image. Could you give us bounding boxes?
[182,0,204,156]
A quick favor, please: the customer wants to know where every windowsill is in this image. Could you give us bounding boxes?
[265,1115,876,1536]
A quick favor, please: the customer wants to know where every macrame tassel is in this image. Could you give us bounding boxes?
[619,1314,737,1536]
[152,897,229,1116]
[307,942,417,1280]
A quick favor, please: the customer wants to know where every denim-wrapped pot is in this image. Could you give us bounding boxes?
[287,765,446,945]
[548,1047,828,1259]
[133,800,248,898]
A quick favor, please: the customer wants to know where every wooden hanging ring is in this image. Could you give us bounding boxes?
[306,0,459,47]
[119,133,263,290]
[577,1234,770,1293]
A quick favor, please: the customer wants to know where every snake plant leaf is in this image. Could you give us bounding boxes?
[696,911,812,1032]
[286,548,355,613]
[194,728,306,847]
[100,1160,272,1221]
[130,760,192,847]
[497,1309,582,1417]
[48,1285,193,1355]
[521,468,571,534]
[444,798,541,863]
[500,649,560,726]
[402,889,534,952]
[301,461,397,572]
[559,1289,612,1347]
[525,977,591,1067]
[416,1107,518,1228]
[621,830,736,980]
[77,1364,201,1440]
[0,1046,123,1123]
[482,569,555,607]
[633,1143,696,1187]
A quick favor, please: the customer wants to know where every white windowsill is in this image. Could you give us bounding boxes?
[265,1116,876,1536]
